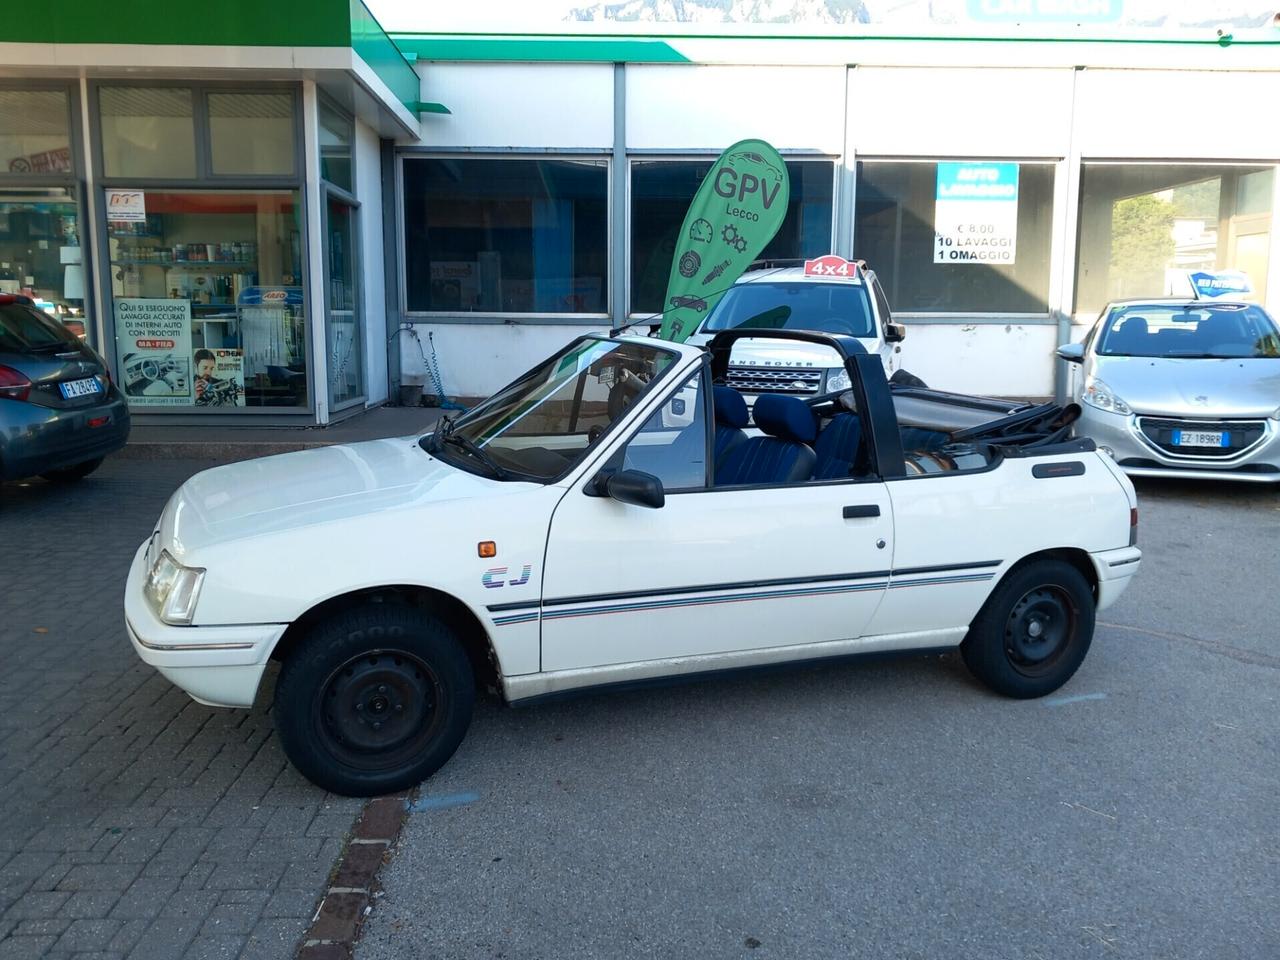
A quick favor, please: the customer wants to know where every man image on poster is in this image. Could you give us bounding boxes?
[193,348,242,407]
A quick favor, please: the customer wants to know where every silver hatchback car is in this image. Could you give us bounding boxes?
[1058,299,1280,483]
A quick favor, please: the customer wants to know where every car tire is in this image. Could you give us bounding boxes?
[273,603,475,796]
[41,457,105,482]
[960,559,1095,699]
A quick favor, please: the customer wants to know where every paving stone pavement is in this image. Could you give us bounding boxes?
[0,460,365,960]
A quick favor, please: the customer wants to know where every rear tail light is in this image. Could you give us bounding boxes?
[1129,506,1138,546]
[0,365,32,402]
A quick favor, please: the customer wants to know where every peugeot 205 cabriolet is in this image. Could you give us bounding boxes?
[127,330,1141,795]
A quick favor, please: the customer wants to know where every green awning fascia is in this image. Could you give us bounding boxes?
[390,35,691,63]
[414,101,452,115]
[5,0,421,118]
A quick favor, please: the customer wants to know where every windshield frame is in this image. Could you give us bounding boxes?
[1096,302,1280,360]
[420,334,686,485]
[701,279,877,340]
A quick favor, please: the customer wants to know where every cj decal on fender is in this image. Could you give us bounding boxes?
[482,565,533,589]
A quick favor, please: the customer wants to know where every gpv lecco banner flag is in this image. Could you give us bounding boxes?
[660,139,790,342]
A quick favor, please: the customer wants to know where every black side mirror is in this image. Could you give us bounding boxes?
[593,468,665,509]
[884,322,906,343]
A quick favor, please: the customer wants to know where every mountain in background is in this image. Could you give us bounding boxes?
[564,0,1275,27]
[567,0,870,23]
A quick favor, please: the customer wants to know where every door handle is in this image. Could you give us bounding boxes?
[843,504,881,519]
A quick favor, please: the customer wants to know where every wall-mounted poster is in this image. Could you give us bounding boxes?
[194,348,245,407]
[934,162,1019,266]
[115,298,192,405]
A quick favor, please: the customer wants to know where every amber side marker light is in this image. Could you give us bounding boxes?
[477,541,497,558]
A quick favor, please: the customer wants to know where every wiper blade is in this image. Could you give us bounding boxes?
[440,433,513,480]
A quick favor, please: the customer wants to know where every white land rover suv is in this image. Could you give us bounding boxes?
[686,257,911,402]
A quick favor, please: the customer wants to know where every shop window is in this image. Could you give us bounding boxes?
[1076,163,1274,316]
[854,160,1054,314]
[319,101,353,194]
[0,90,71,175]
[99,87,197,180]
[630,159,834,315]
[0,188,88,336]
[208,93,295,177]
[403,157,608,314]
[107,190,307,409]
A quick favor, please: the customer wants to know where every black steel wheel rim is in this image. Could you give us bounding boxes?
[315,649,445,771]
[1004,585,1077,678]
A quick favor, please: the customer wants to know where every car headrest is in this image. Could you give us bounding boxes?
[713,385,749,428]
[1119,316,1147,336]
[753,394,817,445]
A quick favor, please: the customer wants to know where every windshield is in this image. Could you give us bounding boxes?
[1098,304,1280,359]
[422,337,680,482]
[702,281,876,338]
[0,302,83,353]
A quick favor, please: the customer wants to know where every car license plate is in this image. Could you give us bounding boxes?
[59,377,101,399]
[1173,429,1229,448]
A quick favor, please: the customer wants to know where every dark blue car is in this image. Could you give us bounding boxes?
[0,294,130,490]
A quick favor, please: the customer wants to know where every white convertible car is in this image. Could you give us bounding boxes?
[127,329,1141,795]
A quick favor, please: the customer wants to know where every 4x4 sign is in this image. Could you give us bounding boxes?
[803,255,859,280]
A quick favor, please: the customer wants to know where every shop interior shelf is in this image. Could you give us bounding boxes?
[112,259,256,268]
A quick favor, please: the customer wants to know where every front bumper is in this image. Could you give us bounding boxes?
[125,541,286,708]
[1077,405,1280,484]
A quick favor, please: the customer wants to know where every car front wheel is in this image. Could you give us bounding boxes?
[960,559,1095,699]
[274,603,475,796]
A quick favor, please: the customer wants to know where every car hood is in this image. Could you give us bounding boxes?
[1094,356,1280,418]
[160,437,531,558]
[685,333,851,368]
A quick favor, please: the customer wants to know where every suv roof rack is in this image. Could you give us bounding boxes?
[744,258,806,272]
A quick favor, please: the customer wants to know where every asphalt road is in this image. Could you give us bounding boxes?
[359,477,1280,960]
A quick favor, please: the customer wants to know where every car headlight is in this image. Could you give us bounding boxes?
[144,549,205,625]
[825,368,851,393]
[1082,377,1131,415]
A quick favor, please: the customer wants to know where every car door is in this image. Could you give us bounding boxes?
[539,365,893,673]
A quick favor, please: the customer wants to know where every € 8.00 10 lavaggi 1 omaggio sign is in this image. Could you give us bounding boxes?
[933,162,1019,266]
[660,139,791,343]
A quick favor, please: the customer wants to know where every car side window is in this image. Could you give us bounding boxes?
[619,370,709,491]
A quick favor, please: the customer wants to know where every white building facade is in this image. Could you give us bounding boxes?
[389,29,1280,400]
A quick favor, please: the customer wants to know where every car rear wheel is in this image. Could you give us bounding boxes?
[960,559,1095,699]
[41,457,104,482]
[274,603,474,796]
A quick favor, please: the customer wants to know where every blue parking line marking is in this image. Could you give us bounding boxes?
[1043,692,1107,707]
[407,791,480,813]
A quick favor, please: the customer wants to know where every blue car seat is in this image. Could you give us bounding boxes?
[715,394,817,486]
[713,386,749,462]
[813,413,863,480]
